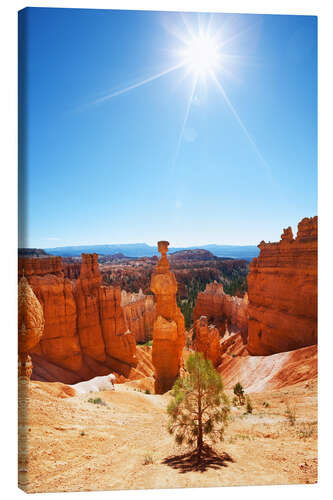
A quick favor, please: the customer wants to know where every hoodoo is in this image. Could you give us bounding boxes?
[18,275,45,379]
[193,282,248,341]
[150,241,186,394]
[247,216,318,355]
[193,315,222,367]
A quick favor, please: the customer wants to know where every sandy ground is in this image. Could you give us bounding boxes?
[19,378,317,493]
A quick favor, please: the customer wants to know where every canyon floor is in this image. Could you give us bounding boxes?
[21,376,317,493]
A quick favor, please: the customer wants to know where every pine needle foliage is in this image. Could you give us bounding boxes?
[167,352,230,456]
[233,382,245,405]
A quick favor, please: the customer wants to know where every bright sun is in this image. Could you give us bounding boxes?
[182,35,220,76]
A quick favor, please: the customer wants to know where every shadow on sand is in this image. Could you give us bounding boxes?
[162,445,234,473]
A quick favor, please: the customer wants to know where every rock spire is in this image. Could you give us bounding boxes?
[150,241,185,394]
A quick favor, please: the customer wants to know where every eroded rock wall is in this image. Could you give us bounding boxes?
[247,216,317,355]
[20,258,82,372]
[193,282,248,341]
[19,254,137,380]
[121,289,156,343]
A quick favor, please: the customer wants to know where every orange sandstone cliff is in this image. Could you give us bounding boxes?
[121,289,156,343]
[193,282,248,341]
[19,254,137,382]
[19,257,82,372]
[247,216,318,355]
[150,241,186,394]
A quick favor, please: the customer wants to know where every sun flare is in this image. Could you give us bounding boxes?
[88,15,268,173]
[181,35,221,76]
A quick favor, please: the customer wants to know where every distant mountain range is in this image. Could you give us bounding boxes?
[42,243,259,261]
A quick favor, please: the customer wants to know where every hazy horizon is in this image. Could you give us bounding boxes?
[19,8,317,249]
[41,242,260,250]
[26,215,315,249]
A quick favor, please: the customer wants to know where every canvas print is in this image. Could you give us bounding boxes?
[18,7,317,493]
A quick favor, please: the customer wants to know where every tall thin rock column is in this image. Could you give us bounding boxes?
[150,241,185,394]
[18,275,44,491]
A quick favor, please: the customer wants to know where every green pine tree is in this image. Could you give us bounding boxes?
[167,352,230,459]
[233,382,245,405]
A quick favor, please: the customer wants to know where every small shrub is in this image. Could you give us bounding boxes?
[263,401,269,408]
[296,422,316,439]
[142,453,154,465]
[285,402,296,426]
[235,433,252,441]
[88,397,107,406]
[232,396,239,407]
[233,382,245,405]
[231,354,237,358]
[246,396,253,414]
[145,389,151,394]
[80,430,85,436]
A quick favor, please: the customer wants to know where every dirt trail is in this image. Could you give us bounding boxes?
[22,378,317,493]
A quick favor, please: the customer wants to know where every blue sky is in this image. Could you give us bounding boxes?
[19,8,317,248]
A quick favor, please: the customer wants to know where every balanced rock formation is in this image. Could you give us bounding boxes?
[19,254,137,381]
[121,289,156,343]
[193,282,248,341]
[18,275,45,379]
[150,241,186,394]
[247,216,318,355]
[193,316,222,367]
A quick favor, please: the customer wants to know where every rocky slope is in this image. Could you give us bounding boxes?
[19,254,137,381]
[247,216,317,355]
[217,332,317,392]
[30,345,154,386]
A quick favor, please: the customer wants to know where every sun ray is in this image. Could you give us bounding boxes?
[89,62,186,107]
[210,71,270,174]
[168,63,194,93]
[163,12,198,46]
[207,12,215,35]
[216,21,261,51]
[172,74,199,168]
[180,12,198,41]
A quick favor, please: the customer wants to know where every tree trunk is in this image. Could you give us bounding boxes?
[197,427,203,459]
[197,396,203,459]
[197,364,203,461]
